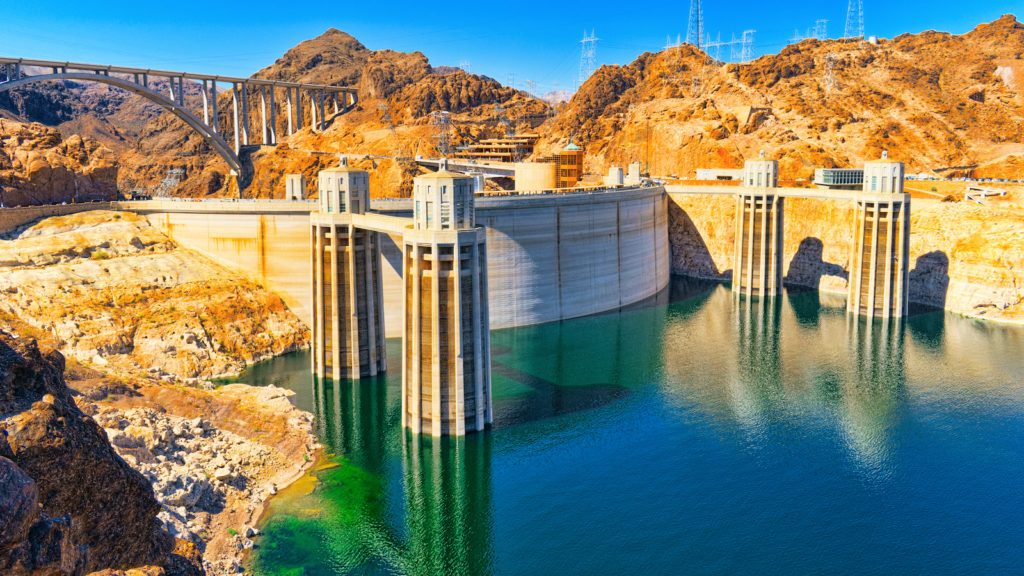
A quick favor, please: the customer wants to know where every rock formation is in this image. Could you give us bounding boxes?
[0,329,203,575]
[0,210,308,379]
[0,119,117,206]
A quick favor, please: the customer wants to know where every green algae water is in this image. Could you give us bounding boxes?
[244,278,1024,575]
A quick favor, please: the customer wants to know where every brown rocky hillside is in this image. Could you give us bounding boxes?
[540,14,1024,180]
[113,29,550,198]
[0,119,117,206]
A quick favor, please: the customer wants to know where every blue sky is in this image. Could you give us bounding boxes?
[1,1,1019,96]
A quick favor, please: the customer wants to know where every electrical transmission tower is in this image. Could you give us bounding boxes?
[578,30,599,89]
[740,30,755,62]
[824,53,839,92]
[814,19,828,40]
[495,103,513,138]
[459,60,471,74]
[379,103,405,157]
[845,0,864,39]
[686,0,704,49]
[431,111,452,157]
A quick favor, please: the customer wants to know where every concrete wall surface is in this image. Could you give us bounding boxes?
[0,202,114,235]
[124,187,670,337]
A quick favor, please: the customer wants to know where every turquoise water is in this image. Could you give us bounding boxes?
[245,278,1024,575]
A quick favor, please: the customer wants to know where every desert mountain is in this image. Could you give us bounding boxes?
[539,14,1024,179]
[2,17,1023,201]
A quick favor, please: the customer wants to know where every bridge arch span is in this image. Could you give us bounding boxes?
[0,72,242,174]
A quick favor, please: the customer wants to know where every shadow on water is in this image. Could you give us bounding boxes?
[489,288,673,427]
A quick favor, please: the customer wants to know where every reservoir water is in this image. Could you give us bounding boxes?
[246,277,1024,575]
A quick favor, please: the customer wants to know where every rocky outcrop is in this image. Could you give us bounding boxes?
[0,210,309,379]
[0,119,117,206]
[0,329,202,575]
[87,385,315,576]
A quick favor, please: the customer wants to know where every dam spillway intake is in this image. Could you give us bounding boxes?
[310,165,387,380]
[847,157,910,320]
[401,169,492,436]
[733,157,783,297]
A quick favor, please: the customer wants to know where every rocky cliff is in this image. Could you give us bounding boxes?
[0,329,202,575]
[0,119,117,207]
[0,210,308,379]
[541,15,1024,180]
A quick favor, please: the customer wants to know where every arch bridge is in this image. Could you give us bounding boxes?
[0,57,359,176]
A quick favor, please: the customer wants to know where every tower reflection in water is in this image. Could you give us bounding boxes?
[663,285,905,475]
[841,316,905,473]
[302,375,495,575]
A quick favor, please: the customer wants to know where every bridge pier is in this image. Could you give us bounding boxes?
[231,83,241,154]
[210,80,218,134]
[402,167,492,436]
[309,89,318,132]
[240,84,250,145]
[848,156,910,320]
[286,88,294,135]
[733,157,783,297]
[310,163,387,380]
[260,86,268,145]
[269,86,277,144]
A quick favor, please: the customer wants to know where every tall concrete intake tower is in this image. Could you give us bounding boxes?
[733,154,783,297]
[848,153,910,319]
[310,162,387,380]
[402,167,492,436]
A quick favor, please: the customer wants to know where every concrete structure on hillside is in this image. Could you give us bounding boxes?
[285,174,306,201]
[605,166,624,187]
[310,163,386,380]
[626,162,643,186]
[402,168,492,436]
[848,155,909,319]
[734,157,783,297]
[814,168,864,190]
[454,134,539,163]
[697,168,744,181]
[538,142,585,188]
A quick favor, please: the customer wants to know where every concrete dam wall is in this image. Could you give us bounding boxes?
[119,186,669,337]
[0,202,114,235]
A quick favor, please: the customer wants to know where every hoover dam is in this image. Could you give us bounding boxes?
[105,183,670,337]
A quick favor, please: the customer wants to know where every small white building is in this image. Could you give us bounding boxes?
[317,160,369,214]
[285,174,306,200]
[863,152,905,194]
